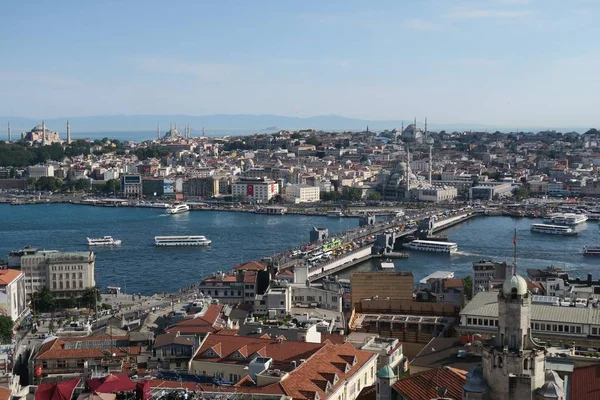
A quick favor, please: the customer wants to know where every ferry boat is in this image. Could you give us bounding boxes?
[584,246,600,256]
[404,240,458,254]
[530,224,578,236]
[547,213,588,226]
[86,236,122,246]
[327,210,344,218]
[166,203,190,215]
[154,236,212,247]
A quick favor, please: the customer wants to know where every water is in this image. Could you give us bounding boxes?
[0,204,357,294]
[1,206,598,293]
[338,216,600,282]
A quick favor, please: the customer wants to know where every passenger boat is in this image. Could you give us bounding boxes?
[403,240,458,254]
[166,203,190,215]
[87,236,122,246]
[584,246,600,256]
[530,224,578,236]
[154,236,212,247]
[327,210,344,218]
[547,213,588,226]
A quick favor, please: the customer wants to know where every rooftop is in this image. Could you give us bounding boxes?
[392,366,468,400]
[461,291,600,325]
[0,269,22,285]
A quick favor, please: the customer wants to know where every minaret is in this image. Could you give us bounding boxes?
[413,116,416,128]
[7,121,11,143]
[424,117,428,136]
[428,144,433,185]
[42,120,47,146]
[66,120,71,144]
[157,123,160,140]
[202,127,205,137]
[406,145,410,187]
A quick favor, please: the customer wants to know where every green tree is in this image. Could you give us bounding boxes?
[514,186,530,200]
[463,276,473,300]
[305,136,321,146]
[0,316,13,344]
[341,186,362,202]
[64,296,77,309]
[81,287,101,308]
[27,177,36,190]
[9,168,16,178]
[74,178,90,191]
[367,192,382,201]
[32,286,56,313]
[103,179,120,194]
[290,132,303,139]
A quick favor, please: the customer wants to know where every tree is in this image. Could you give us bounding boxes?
[74,178,90,191]
[341,186,362,202]
[32,286,56,313]
[27,177,36,190]
[463,276,473,300]
[514,186,530,200]
[81,287,101,309]
[305,136,321,146]
[367,192,382,201]
[0,316,12,344]
[64,296,77,309]
[9,168,16,178]
[103,179,120,194]
[290,132,302,139]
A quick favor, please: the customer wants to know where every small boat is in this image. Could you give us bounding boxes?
[379,261,395,270]
[327,209,344,218]
[87,236,122,246]
[166,203,190,214]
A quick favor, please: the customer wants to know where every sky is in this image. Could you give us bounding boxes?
[1,0,599,127]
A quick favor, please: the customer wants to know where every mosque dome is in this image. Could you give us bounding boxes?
[502,274,528,296]
[376,365,396,379]
[364,158,372,166]
[31,124,46,132]
[164,128,181,140]
[396,162,407,172]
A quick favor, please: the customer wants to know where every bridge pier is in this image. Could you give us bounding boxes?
[310,227,328,243]
[359,215,376,227]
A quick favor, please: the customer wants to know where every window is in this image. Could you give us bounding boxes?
[552,325,557,331]
[534,323,539,330]
[467,318,472,325]
[570,326,575,333]
[558,325,563,332]
[66,281,70,289]
[576,326,582,334]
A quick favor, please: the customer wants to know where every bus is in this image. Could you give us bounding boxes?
[322,239,343,251]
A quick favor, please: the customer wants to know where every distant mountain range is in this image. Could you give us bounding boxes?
[0,114,590,134]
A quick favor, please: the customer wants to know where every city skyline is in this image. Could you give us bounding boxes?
[2,0,599,127]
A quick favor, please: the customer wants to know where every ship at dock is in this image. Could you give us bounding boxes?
[154,235,211,246]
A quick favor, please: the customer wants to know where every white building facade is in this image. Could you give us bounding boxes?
[284,184,320,203]
[232,178,279,203]
[29,165,55,179]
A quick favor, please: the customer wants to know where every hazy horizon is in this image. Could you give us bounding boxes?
[2,1,600,127]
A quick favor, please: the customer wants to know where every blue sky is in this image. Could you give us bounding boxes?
[1,0,599,127]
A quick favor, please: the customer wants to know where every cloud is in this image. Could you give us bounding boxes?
[403,18,441,31]
[446,9,533,19]
[135,57,245,83]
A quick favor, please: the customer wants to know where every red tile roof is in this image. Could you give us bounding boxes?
[35,336,140,361]
[166,304,224,335]
[193,333,323,366]
[570,364,600,400]
[0,269,22,285]
[392,367,467,400]
[234,261,267,271]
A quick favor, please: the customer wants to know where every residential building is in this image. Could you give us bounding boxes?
[473,260,510,296]
[120,174,143,198]
[232,177,279,203]
[189,333,378,400]
[152,331,198,370]
[31,335,142,380]
[28,165,54,179]
[284,184,320,203]
[0,269,27,323]
[165,302,226,337]
[184,177,220,198]
[20,250,95,299]
[360,337,405,377]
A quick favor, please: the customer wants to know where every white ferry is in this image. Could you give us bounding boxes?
[379,262,395,270]
[404,240,458,254]
[584,246,600,256]
[547,213,588,226]
[327,210,344,218]
[87,236,122,246]
[154,236,212,247]
[166,203,190,215]
[530,224,578,236]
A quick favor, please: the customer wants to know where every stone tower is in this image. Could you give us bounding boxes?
[66,120,71,144]
[42,120,47,146]
[477,270,546,399]
[376,365,398,400]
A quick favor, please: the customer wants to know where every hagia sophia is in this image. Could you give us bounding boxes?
[17,121,71,146]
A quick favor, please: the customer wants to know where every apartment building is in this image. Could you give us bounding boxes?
[20,250,96,299]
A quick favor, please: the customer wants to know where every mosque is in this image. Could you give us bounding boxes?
[160,123,192,142]
[21,122,61,145]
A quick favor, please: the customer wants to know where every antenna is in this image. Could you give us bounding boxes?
[512,226,517,276]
